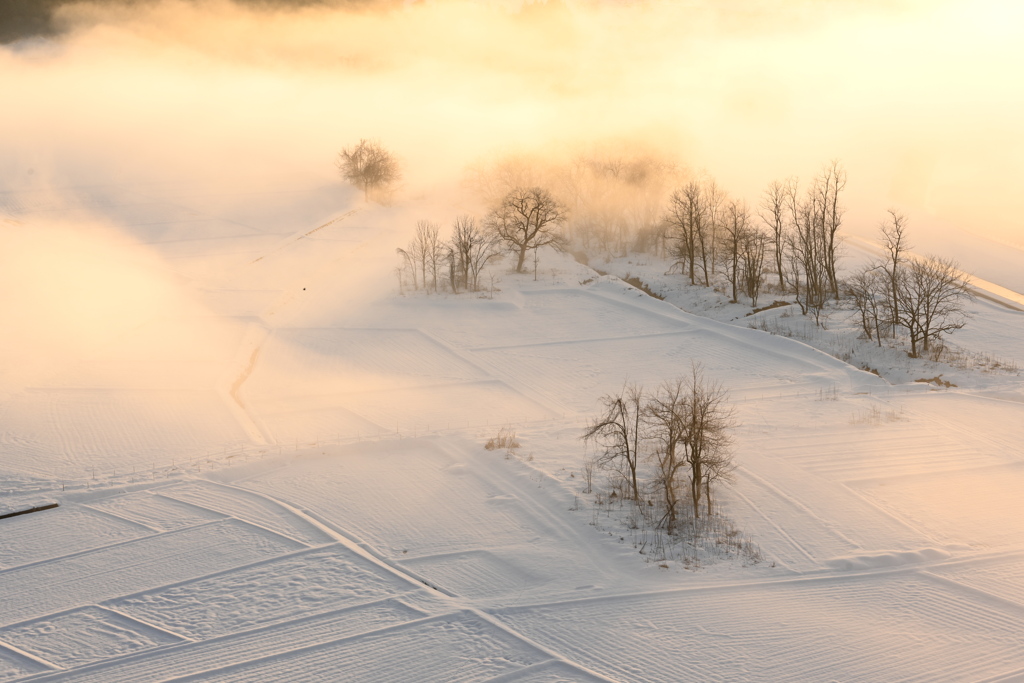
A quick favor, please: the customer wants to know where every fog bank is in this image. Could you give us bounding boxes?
[2,0,1022,248]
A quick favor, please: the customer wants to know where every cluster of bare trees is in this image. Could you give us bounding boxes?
[665,180,771,307]
[466,151,851,315]
[757,161,847,321]
[397,186,568,293]
[582,365,735,535]
[847,211,972,358]
[397,217,500,294]
[658,161,848,315]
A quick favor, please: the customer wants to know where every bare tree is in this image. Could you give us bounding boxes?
[395,246,417,292]
[897,255,972,358]
[880,209,911,339]
[646,365,734,528]
[336,139,400,202]
[721,200,749,303]
[666,180,706,285]
[581,383,645,504]
[814,160,847,300]
[759,177,795,291]
[644,378,690,533]
[786,185,828,320]
[487,187,568,273]
[740,224,768,307]
[679,364,734,520]
[702,180,726,282]
[846,263,887,345]
[398,220,445,294]
[666,177,721,287]
[449,215,501,292]
[416,220,444,293]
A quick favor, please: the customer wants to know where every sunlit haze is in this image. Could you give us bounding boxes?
[2,0,1022,240]
[3,3,1024,680]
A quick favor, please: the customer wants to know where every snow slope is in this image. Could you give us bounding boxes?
[2,183,1024,681]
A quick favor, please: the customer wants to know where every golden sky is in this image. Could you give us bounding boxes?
[1,0,1022,243]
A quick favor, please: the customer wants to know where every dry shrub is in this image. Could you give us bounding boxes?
[485,426,520,456]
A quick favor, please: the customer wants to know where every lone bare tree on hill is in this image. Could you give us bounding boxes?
[337,139,400,202]
[487,187,567,273]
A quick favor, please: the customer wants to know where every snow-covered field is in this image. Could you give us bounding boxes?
[2,184,1024,681]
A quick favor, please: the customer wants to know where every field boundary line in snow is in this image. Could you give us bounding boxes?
[17,599,428,683]
[469,329,694,352]
[248,209,360,265]
[154,485,331,547]
[489,560,975,616]
[917,570,1024,617]
[526,284,695,325]
[416,327,568,416]
[466,608,618,683]
[0,603,189,644]
[0,641,59,672]
[97,543,346,606]
[910,549,1024,572]
[483,660,615,683]
[153,611,543,683]
[77,503,164,534]
[0,518,224,578]
[100,604,195,642]
[200,479,439,594]
[276,502,458,598]
[432,438,620,587]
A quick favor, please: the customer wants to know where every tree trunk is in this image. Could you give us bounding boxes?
[690,472,701,520]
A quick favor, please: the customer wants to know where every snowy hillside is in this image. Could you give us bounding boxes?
[2,183,1024,682]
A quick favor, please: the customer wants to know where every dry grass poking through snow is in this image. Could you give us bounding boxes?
[484,426,527,460]
[849,404,907,425]
[581,479,764,571]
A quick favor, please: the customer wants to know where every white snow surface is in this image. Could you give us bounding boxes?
[1,184,1024,681]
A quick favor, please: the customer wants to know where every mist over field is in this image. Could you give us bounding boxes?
[2,0,1022,244]
[4,4,1024,681]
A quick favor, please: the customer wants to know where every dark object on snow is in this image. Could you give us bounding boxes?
[0,503,59,520]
